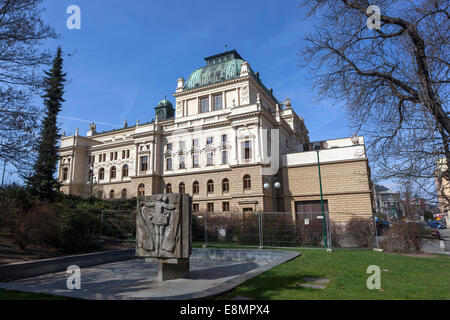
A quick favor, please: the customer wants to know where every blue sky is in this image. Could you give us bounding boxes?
[40,0,350,140]
[4,0,364,185]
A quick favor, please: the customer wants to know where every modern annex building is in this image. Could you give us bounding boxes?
[58,50,373,222]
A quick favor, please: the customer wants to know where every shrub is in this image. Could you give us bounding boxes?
[381,222,425,253]
[58,209,99,253]
[13,203,60,250]
[345,217,376,248]
[330,222,345,248]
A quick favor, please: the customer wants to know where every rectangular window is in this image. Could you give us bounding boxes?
[244,140,251,161]
[200,97,209,113]
[207,137,213,145]
[222,202,230,212]
[192,139,199,147]
[192,154,199,168]
[221,134,227,143]
[140,156,148,172]
[222,150,227,164]
[166,157,172,170]
[114,152,118,160]
[179,155,185,169]
[179,141,185,150]
[122,150,125,159]
[207,202,214,213]
[267,130,272,157]
[167,143,172,151]
[110,152,114,161]
[62,168,68,181]
[193,203,199,213]
[207,152,214,166]
[213,94,222,111]
[103,153,106,162]
[126,150,130,158]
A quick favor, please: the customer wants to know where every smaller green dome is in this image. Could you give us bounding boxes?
[157,97,172,107]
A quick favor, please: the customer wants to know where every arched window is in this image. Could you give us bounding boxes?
[122,165,128,177]
[207,180,214,193]
[121,188,127,199]
[137,184,145,197]
[99,168,105,180]
[193,181,199,195]
[243,175,251,190]
[165,183,172,193]
[222,178,229,193]
[179,182,185,194]
[109,189,115,199]
[110,166,116,179]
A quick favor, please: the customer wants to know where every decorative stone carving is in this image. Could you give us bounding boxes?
[240,61,250,77]
[136,193,191,259]
[176,100,183,117]
[284,97,292,109]
[240,86,249,105]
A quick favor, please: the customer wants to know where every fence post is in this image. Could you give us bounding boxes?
[204,212,208,247]
[261,212,264,249]
[100,210,104,237]
[326,211,332,251]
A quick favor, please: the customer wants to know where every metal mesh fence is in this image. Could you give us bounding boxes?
[99,209,377,249]
[100,210,136,240]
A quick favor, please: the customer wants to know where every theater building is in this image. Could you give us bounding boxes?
[58,50,373,221]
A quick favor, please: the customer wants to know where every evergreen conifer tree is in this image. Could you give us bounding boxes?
[28,47,66,201]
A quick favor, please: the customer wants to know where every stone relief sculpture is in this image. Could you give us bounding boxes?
[136,193,191,259]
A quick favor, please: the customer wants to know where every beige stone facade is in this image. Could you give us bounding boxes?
[57,50,373,222]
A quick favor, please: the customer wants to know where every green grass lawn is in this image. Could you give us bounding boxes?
[221,249,450,300]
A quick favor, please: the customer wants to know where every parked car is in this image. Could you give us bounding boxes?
[428,220,446,229]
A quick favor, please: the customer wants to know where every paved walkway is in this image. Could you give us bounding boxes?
[422,228,450,256]
[0,249,301,300]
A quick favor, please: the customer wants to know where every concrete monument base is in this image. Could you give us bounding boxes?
[158,258,190,281]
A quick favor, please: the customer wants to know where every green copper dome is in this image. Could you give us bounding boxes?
[157,98,172,107]
[185,50,245,90]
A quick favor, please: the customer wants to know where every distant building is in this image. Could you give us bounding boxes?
[435,158,450,214]
[372,185,403,219]
[57,50,373,222]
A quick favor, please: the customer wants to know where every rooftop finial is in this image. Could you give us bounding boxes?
[225,44,228,52]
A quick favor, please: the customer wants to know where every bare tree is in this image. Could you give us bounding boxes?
[300,0,449,208]
[0,0,56,179]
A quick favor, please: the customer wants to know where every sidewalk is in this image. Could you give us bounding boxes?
[422,228,450,256]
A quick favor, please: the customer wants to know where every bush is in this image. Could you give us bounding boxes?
[58,209,99,253]
[381,222,425,253]
[13,203,60,250]
[345,217,376,248]
[330,222,345,248]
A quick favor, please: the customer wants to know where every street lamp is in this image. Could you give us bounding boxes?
[264,177,281,212]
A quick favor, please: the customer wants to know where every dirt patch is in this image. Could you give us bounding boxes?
[0,231,134,265]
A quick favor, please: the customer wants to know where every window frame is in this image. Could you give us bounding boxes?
[193,181,199,195]
[243,174,251,190]
[140,156,148,172]
[207,179,214,194]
